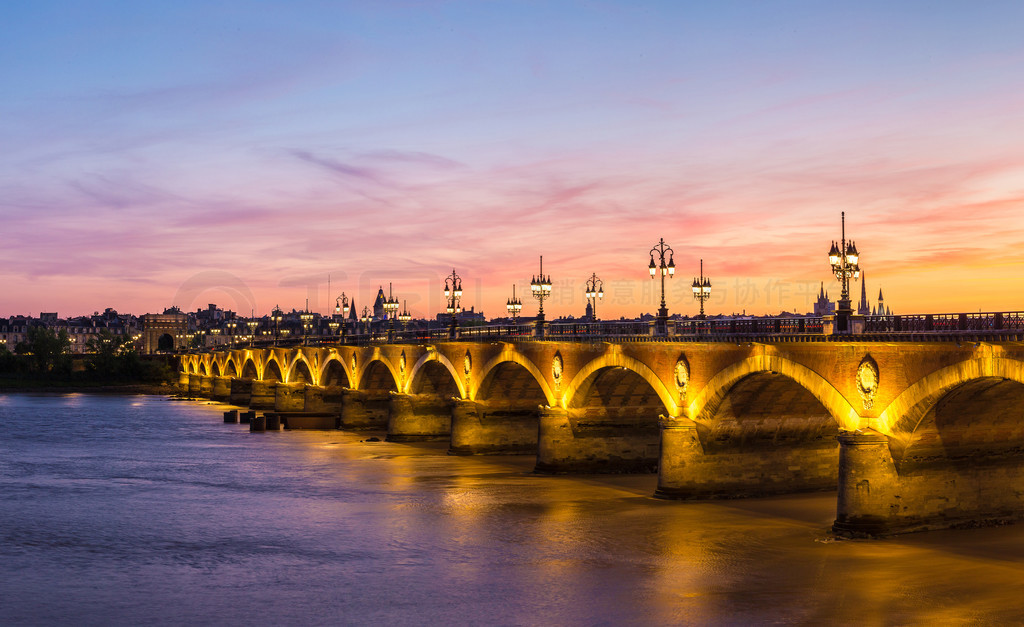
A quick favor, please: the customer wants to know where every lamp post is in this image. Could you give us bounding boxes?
[649,238,675,334]
[334,292,350,341]
[246,319,258,347]
[828,211,861,333]
[271,306,283,346]
[383,283,400,339]
[691,259,711,320]
[226,321,237,346]
[531,256,552,338]
[398,300,412,332]
[444,269,463,338]
[506,284,522,323]
[584,273,604,320]
[300,307,314,344]
[328,320,339,339]
[360,306,373,336]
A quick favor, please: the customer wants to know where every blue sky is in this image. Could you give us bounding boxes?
[3,1,1024,318]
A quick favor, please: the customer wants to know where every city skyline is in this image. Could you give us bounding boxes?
[3,2,1024,319]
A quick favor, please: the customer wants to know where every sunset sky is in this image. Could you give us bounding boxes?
[3,1,1024,320]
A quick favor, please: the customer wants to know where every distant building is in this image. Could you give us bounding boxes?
[813,283,835,317]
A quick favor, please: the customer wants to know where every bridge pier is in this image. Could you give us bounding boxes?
[449,399,538,455]
[177,372,190,392]
[249,380,277,409]
[340,389,390,430]
[834,428,1024,536]
[187,373,202,397]
[199,375,214,398]
[535,407,660,473]
[274,382,307,412]
[211,376,231,402]
[230,378,253,406]
[387,392,453,442]
[304,385,344,413]
[654,416,838,500]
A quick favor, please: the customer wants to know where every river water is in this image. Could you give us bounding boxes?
[2,393,1024,625]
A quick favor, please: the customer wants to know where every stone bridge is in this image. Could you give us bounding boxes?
[178,338,1024,536]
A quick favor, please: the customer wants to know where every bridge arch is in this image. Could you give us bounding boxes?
[224,359,238,378]
[359,358,400,392]
[198,361,208,376]
[690,355,856,430]
[263,358,284,382]
[287,355,316,385]
[211,362,221,377]
[407,352,465,399]
[241,358,259,380]
[475,351,554,406]
[877,356,1024,462]
[563,352,677,415]
[319,356,351,388]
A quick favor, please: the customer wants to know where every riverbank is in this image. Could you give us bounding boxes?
[0,379,178,395]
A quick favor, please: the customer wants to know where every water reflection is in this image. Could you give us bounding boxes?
[3,394,1024,624]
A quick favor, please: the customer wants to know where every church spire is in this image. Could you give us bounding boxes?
[857,271,870,315]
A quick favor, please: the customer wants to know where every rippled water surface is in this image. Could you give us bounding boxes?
[3,393,1024,625]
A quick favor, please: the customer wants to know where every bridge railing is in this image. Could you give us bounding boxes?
[193,311,1024,354]
[863,312,1024,333]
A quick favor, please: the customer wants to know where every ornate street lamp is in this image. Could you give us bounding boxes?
[334,292,350,341]
[226,321,237,345]
[360,306,373,335]
[271,306,283,345]
[383,283,400,338]
[531,256,552,338]
[444,269,463,338]
[649,238,675,334]
[300,307,314,343]
[828,211,861,333]
[585,273,604,320]
[246,319,258,347]
[398,300,412,331]
[506,284,522,323]
[691,259,711,320]
[328,320,340,338]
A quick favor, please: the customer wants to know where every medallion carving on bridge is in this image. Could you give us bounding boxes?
[856,355,879,410]
[674,355,690,395]
[399,351,406,375]
[351,354,357,378]
[552,352,563,391]
[463,351,472,376]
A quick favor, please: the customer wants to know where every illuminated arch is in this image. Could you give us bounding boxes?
[474,350,555,406]
[241,358,259,380]
[690,355,856,430]
[198,361,208,376]
[358,358,400,392]
[224,359,239,378]
[262,357,284,382]
[318,356,352,388]
[287,354,317,385]
[211,361,221,377]
[877,356,1024,457]
[407,351,466,398]
[563,352,677,414]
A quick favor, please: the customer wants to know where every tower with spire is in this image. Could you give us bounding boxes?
[813,282,835,316]
[857,272,871,315]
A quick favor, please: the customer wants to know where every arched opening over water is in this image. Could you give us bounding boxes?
[263,360,283,382]
[563,365,667,473]
[410,360,461,398]
[290,360,314,385]
[322,359,350,388]
[692,371,840,495]
[360,360,398,392]
[241,359,258,380]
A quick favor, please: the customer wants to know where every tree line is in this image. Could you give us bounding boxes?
[0,327,172,385]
